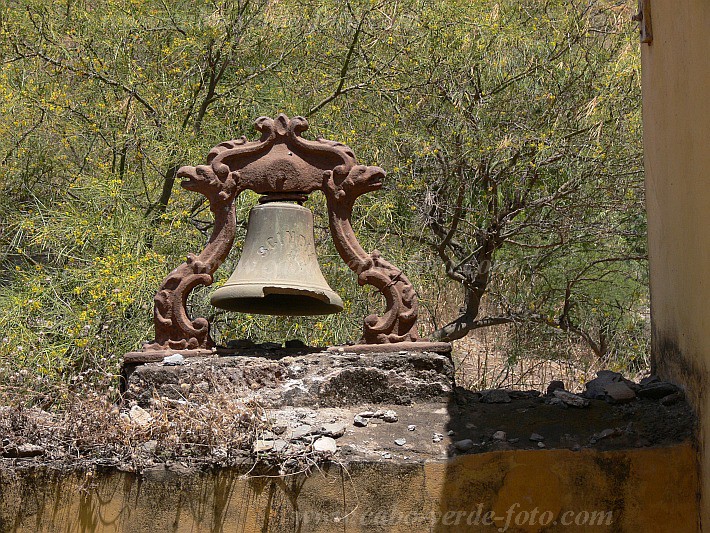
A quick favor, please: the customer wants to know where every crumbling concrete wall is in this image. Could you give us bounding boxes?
[641,0,710,528]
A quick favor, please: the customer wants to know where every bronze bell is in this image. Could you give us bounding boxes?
[210,201,344,315]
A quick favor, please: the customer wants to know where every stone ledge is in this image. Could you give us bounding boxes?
[123,350,455,409]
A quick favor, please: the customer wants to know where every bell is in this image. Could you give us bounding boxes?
[210,201,344,315]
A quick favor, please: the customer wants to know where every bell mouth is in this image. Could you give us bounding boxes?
[211,284,344,316]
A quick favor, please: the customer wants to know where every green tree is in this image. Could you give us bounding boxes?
[0,0,646,402]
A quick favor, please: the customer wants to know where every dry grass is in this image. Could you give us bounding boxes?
[0,372,343,476]
[452,328,650,393]
[0,373,263,471]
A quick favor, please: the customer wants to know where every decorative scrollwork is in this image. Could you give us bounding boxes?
[145,114,421,351]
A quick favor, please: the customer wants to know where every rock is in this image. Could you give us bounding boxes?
[381,452,392,459]
[407,424,417,431]
[289,424,313,440]
[604,382,636,403]
[285,339,308,350]
[432,433,444,443]
[537,442,546,448]
[357,411,376,418]
[254,439,274,453]
[590,428,620,443]
[271,423,288,435]
[453,439,475,451]
[273,439,289,453]
[638,381,679,399]
[211,447,228,461]
[640,375,661,386]
[226,339,255,349]
[546,380,565,396]
[2,443,45,458]
[447,429,455,436]
[660,391,684,405]
[455,388,483,404]
[162,353,185,366]
[129,405,153,426]
[492,431,507,441]
[320,422,346,439]
[553,389,590,408]
[394,438,407,446]
[583,370,624,399]
[353,415,369,427]
[508,390,541,399]
[480,389,511,404]
[313,437,337,454]
[546,397,568,409]
[598,428,618,439]
[262,342,282,350]
[508,438,520,444]
[529,433,545,442]
[381,410,398,423]
[141,440,158,454]
[491,441,513,451]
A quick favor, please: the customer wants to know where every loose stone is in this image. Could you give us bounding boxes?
[553,389,590,408]
[313,437,337,454]
[353,415,368,427]
[480,389,512,404]
[320,423,346,438]
[381,410,398,423]
[453,439,475,451]
[604,382,636,403]
[162,353,185,366]
[254,440,274,453]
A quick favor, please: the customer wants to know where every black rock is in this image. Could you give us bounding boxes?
[226,339,255,349]
[480,389,511,404]
[285,339,308,350]
[508,390,541,399]
[546,380,565,396]
[638,381,679,399]
[660,392,684,406]
[583,370,624,399]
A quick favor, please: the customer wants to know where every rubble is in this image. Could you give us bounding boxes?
[546,380,565,396]
[638,381,679,399]
[453,439,475,451]
[480,389,512,404]
[604,382,637,403]
[492,431,507,441]
[313,437,337,454]
[553,390,590,408]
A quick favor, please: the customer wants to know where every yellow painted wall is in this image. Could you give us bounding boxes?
[641,0,710,528]
[0,445,698,532]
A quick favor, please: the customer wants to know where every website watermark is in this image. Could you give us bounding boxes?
[297,503,614,530]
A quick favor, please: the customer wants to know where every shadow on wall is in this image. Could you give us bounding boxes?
[432,387,698,533]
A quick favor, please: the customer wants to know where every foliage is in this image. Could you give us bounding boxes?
[0,0,646,402]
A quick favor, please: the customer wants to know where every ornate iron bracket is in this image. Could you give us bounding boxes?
[142,114,440,354]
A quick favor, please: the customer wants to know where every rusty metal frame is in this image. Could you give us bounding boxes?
[141,114,433,354]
